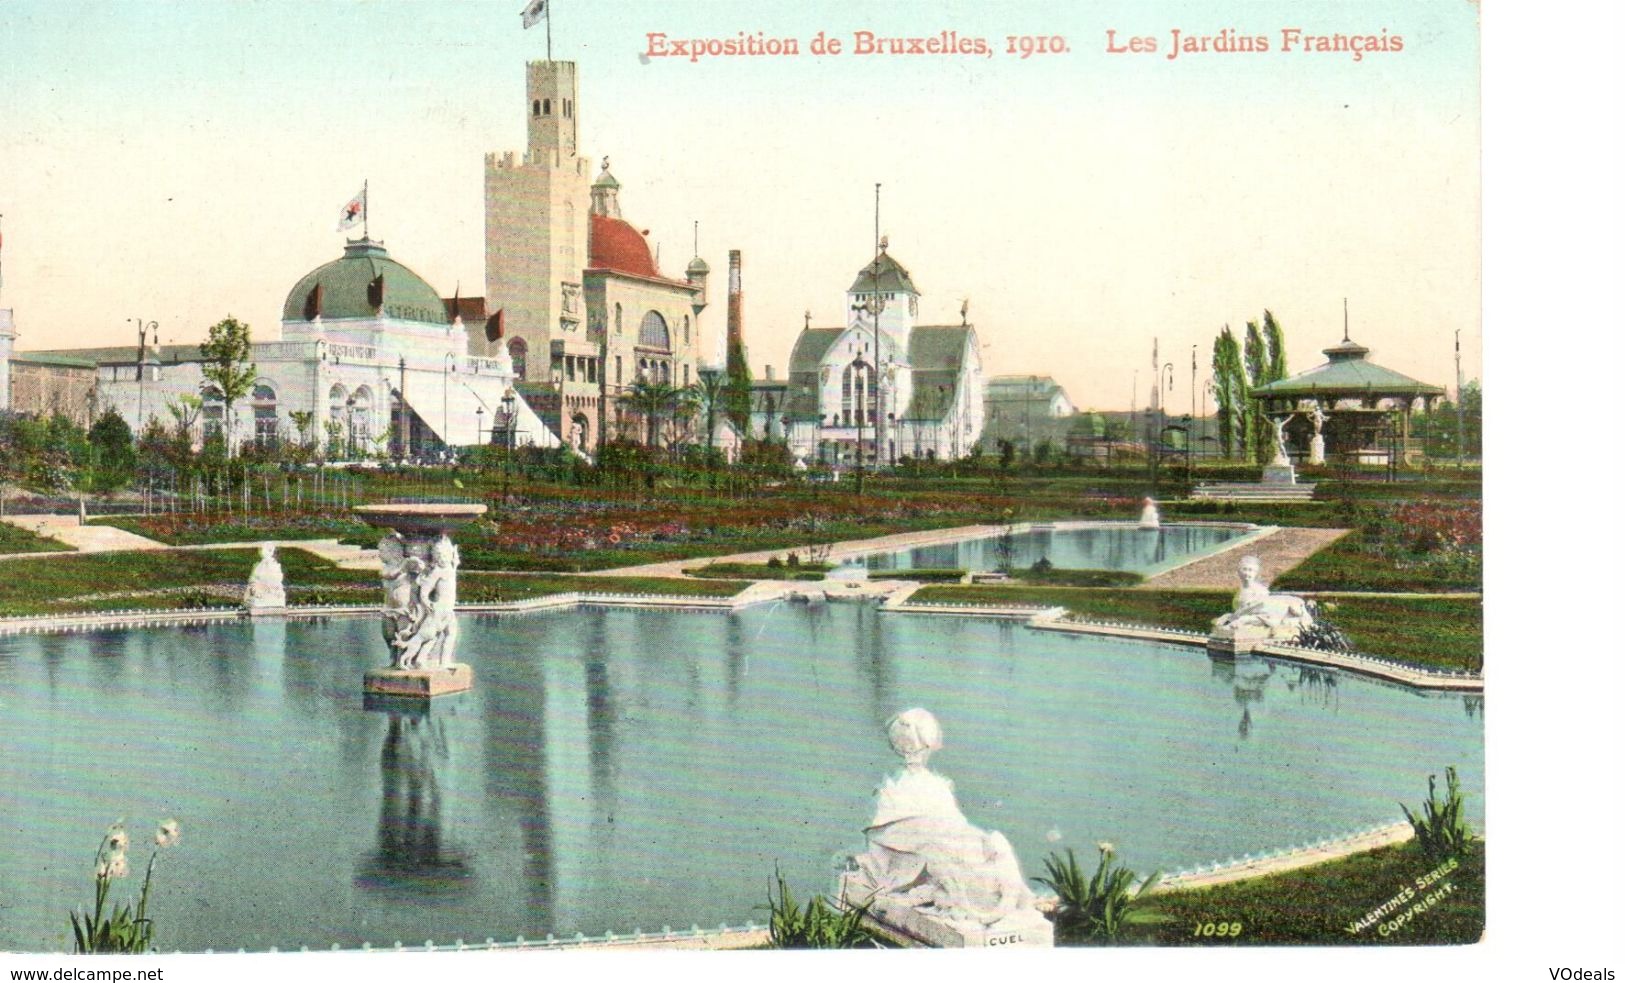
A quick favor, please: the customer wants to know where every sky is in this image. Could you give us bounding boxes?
[0,0,1480,412]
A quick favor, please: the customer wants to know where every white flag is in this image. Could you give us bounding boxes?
[336,186,366,232]
[520,0,546,30]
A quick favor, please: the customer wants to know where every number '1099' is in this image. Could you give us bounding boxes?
[1194,921,1243,938]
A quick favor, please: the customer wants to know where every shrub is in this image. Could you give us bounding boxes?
[785,552,801,568]
[1294,601,1354,651]
[1401,767,1473,863]
[1019,568,1144,588]
[1030,556,1054,573]
[1037,844,1163,944]
[176,587,215,608]
[766,555,783,569]
[70,819,181,954]
[764,867,876,949]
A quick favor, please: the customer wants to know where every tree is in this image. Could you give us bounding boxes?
[87,409,137,491]
[199,315,257,456]
[1243,321,1270,463]
[694,369,728,459]
[1263,310,1288,383]
[622,378,684,451]
[723,333,753,440]
[1211,326,1247,459]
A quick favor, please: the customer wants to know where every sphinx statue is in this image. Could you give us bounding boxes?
[839,708,1052,947]
[1208,555,1315,654]
[243,542,286,610]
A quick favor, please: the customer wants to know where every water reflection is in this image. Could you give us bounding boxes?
[864,525,1243,574]
[1210,656,1277,741]
[354,708,473,899]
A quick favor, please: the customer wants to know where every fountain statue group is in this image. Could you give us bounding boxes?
[380,532,462,671]
[840,708,1053,947]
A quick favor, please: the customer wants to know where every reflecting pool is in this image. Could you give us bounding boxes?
[0,605,1483,951]
[862,523,1249,573]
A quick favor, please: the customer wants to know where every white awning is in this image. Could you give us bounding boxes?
[402,374,561,450]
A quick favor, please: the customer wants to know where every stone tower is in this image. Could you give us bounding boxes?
[484,60,592,379]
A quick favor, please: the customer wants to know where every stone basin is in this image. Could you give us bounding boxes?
[354,502,487,535]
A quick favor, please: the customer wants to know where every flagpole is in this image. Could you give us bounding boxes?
[546,1,552,61]
[363,179,369,240]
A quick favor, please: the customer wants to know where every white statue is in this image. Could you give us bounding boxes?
[1307,403,1327,465]
[1138,497,1160,530]
[243,543,286,609]
[845,709,1041,929]
[379,533,462,670]
[1212,555,1314,641]
[1268,414,1294,466]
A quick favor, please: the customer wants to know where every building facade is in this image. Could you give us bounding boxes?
[37,238,555,456]
[776,246,983,465]
[483,61,709,453]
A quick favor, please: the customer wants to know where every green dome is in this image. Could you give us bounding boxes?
[282,239,448,325]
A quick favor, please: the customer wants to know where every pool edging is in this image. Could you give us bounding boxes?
[880,584,1483,693]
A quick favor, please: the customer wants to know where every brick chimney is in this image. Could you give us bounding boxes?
[725,249,748,383]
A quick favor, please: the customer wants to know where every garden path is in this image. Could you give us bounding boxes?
[580,523,1009,579]
[176,538,380,569]
[1138,526,1350,590]
[0,513,166,553]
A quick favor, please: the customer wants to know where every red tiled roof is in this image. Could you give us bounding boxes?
[443,295,487,321]
[589,213,660,279]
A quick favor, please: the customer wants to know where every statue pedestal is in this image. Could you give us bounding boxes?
[244,605,287,619]
[1206,624,1271,658]
[1308,435,1326,466]
[1261,463,1297,485]
[837,873,1054,948]
[364,663,475,699]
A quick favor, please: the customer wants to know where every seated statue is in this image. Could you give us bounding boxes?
[845,708,1039,929]
[1212,555,1313,640]
[243,542,286,609]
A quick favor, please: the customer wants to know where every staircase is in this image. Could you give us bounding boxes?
[1190,482,1318,502]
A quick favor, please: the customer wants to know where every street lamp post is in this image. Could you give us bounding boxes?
[345,395,357,460]
[501,389,516,500]
[128,317,158,430]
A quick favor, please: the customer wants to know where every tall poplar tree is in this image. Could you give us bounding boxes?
[1263,310,1288,383]
[1243,320,1270,463]
[1211,326,1248,459]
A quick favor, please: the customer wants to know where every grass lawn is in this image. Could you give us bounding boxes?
[1125,840,1484,946]
[0,549,750,617]
[907,586,1482,671]
[683,561,831,581]
[0,521,74,554]
[1272,532,1481,592]
[92,512,372,546]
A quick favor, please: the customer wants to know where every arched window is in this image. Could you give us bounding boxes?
[542,98,551,115]
[616,355,623,384]
[638,311,670,349]
[683,315,691,345]
[252,382,278,448]
[508,336,529,380]
[328,384,347,424]
[532,99,541,116]
[351,386,374,447]
[660,361,670,384]
[201,385,226,441]
[615,303,623,333]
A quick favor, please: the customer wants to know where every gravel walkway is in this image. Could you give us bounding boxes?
[1138,526,1350,590]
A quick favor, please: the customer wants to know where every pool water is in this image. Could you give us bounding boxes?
[0,606,1482,951]
[862,524,1249,573]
